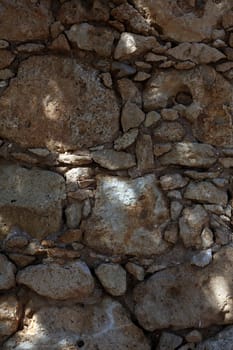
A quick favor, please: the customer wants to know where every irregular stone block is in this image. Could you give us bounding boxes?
[134,246,233,330]
[17,260,94,300]
[0,162,65,239]
[196,326,233,350]
[184,181,228,206]
[0,254,16,290]
[92,149,136,170]
[0,295,21,343]
[95,263,127,296]
[83,174,169,257]
[2,298,150,350]
[0,56,120,151]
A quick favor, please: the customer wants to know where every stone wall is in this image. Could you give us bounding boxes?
[0,0,233,349]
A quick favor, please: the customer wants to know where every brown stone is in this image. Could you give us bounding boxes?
[0,56,120,151]
[0,295,21,343]
[0,50,15,69]
[136,134,154,171]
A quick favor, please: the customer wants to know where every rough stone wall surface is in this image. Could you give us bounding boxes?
[0,0,233,349]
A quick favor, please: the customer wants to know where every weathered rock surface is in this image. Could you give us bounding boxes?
[83,174,169,256]
[157,332,183,350]
[0,254,16,290]
[134,246,233,331]
[160,174,188,190]
[184,182,228,206]
[159,143,217,168]
[2,298,150,350]
[121,101,145,131]
[95,263,127,296]
[133,0,232,42]
[0,0,52,41]
[136,134,154,171]
[0,56,120,151]
[17,261,94,300]
[92,149,136,170]
[196,326,233,350]
[0,162,65,239]
[0,50,15,69]
[0,295,21,343]
[153,122,185,142]
[114,129,138,151]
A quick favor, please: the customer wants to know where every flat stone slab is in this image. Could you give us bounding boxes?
[83,174,169,257]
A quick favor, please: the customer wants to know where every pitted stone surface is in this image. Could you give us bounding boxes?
[83,174,169,256]
[0,56,120,151]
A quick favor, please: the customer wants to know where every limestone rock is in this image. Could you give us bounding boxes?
[133,0,232,42]
[95,263,127,296]
[58,0,110,24]
[160,174,188,190]
[0,295,21,343]
[157,332,183,350]
[153,122,185,142]
[167,43,225,64]
[184,182,228,206]
[2,298,150,350]
[179,205,209,248]
[66,23,114,57]
[92,149,136,170]
[114,129,138,151]
[0,56,120,151]
[114,32,159,60]
[0,254,16,290]
[17,260,94,300]
[0,0,52,41]
[159,143,217,168]
[136,134,154,171]
[134,246,233,330]
[196,326,233,350]
[83,174,169,257]
[121,101,145,131]
[0,162,65,239]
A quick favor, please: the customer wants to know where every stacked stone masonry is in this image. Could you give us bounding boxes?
[0,0,233,349]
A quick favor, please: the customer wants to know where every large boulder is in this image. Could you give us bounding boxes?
[0,56,120,151]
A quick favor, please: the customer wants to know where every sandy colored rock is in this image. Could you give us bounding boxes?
[160,174,188,190]
[114,32,159,60]
[157,332,183,350]
[17,260,94,300]
[159,142,217,168]
[0,295,21,343]
[121,101,145,131]
[0,162,65,239]
[0,254,16,290]
[179,205,209,248]
[0,0,52,41]
[134,246,233,331]
[65,202,83,229]
[92,149,136,170]
[66,23,114,57]
[83,174,169,257]
[167,43,225,64]
[196,326,233,350]
[0,50,15,69]
[133,0,232,42]
[2,298,150,350]
[95,263,127,296]
[184,181,228,206]
[0,56,120,151]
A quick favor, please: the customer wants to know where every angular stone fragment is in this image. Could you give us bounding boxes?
[133,0,231,42]
[121,101,145,131]
[179,205,209,248]
[0,162,65,239]
[65,202,83,229]
[157,332,183,350]
[92,149,136,170]
[83,174,169,257]
[184,182,228,206]
[144,111,161,127]
[0,295,21,343]
[153,122,185,142]
[0,50,15,69]
[17,261,94,300]
[167,43,225,64]
[125,262,145,281]
[95,263,127,296]
[134,246,233,331]
[2,298,150,350]
[191,249,212,268]
[160,174,188,190]
[114,32,159,60]
[117,78,142,106]
[0,254,16,290]
[136,134,154,171]
[159,143,217,168]
[66,23,114,57]
[196,326,233,350]
[114,129,138,151]
[0,56,120,151]
[0,0,52,41]
[65,167,94,192]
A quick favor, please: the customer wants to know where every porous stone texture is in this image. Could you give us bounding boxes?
[196,326,233,350]
[83,174,169,256]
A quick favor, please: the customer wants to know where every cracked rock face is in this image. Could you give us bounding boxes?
[2,298,150,350]
[83,174,169,257]
[0,56,120,151]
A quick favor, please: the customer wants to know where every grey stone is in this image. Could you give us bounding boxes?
[159,143,217,168]
[121,101,145,132]
[114,129,138,151]
[170,201,183,220]
[144,111,161,127]
[111,61,136,78]
[92,149,136,170]
[125,262,145,281]
[0,254,16,290]
[134,246,233,331]
[65,202,83,229]
[157,332,183,350]
[184,182,228,206]
[160,174,188,190]
[136,134,154,171]
[153,122,185,142]
[163,223,178,244]
[0,295,21,343]
[117,78,142,106]
[83,174,169,257]
[0,162,65,239]
[191,249,212,267]
[196,326,233,350]
[201,227,214,249]
[95,264,127,296]
[17,261,94,300]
